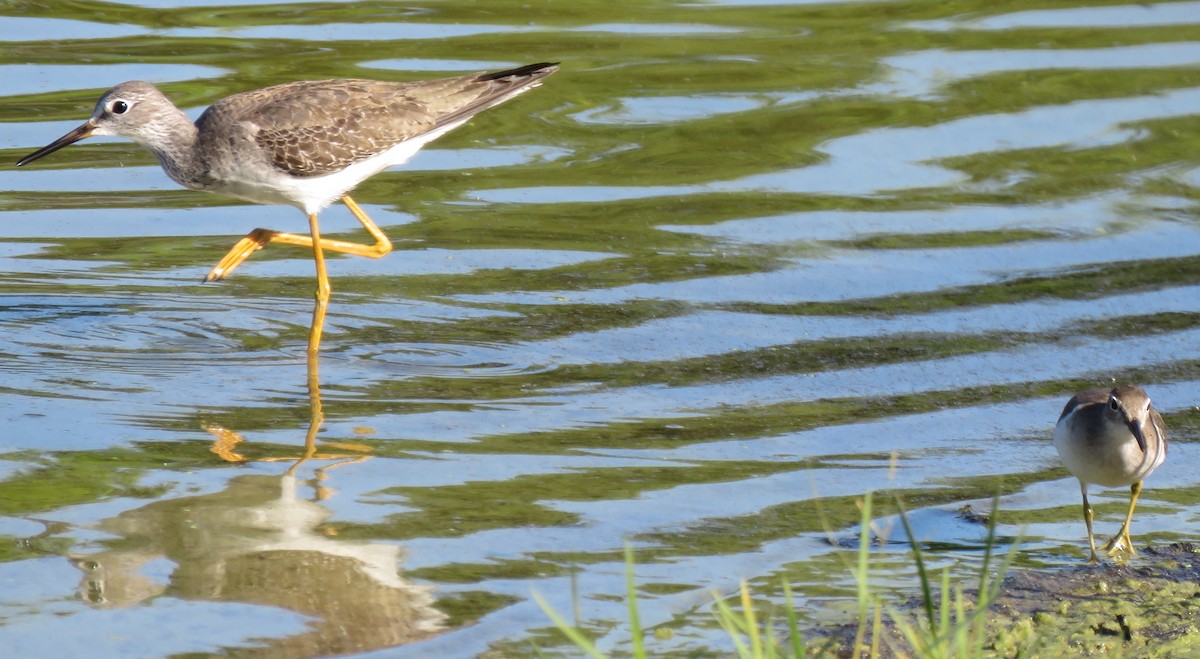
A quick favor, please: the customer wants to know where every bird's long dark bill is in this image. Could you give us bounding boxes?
[16,122,94,166]
[1127,418,1148,454]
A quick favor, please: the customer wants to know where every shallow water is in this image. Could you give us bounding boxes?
[1,0,1199,655]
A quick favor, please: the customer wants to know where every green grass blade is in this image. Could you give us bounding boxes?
[852,492,874,654]
[532,590,606,659]
[978,491,1000,599]
[712,590,753,657]
[739,580,763,658]
[938,568,948,640]
[894,497,936,637]
[870,602,882,659]
[782,581,806,659]
[623,544,646,658]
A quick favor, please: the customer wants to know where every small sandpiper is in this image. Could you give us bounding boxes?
[17,63,559,353]
[1053,385,1167,562]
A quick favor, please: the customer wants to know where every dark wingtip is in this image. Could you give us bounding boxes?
[479,62,560,81]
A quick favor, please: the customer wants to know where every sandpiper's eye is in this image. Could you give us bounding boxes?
[111,100,129,114]
[1109,398,1119,411]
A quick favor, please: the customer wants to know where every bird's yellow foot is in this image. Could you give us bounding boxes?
[205,228,277,281]
[1102,532,1136,559]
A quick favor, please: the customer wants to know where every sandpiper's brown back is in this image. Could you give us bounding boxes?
[197,63,559,178]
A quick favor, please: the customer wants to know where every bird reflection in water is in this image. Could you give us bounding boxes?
[68,349,446,655]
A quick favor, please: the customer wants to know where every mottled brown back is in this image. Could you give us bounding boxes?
[195,63,558,178]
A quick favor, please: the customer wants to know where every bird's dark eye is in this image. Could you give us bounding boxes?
[111,100,129,114]
[1109,398,1119,411]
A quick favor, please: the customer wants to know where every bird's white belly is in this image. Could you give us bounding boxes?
[1054,420,1150,488]
[203,120,466,215]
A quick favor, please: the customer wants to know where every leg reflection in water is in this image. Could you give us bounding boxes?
[207,326,370,483]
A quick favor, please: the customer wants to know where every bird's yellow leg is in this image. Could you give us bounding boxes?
[204,195,393,281]
[339,195,394,257]
[1081,485,1100,564]
[307,213,330,355]
[1103,481,1142,558]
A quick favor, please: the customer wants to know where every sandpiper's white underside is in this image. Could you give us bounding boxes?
[1053,408,1162,488]
[195,120,469,216]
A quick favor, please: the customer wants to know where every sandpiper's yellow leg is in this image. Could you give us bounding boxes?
[307,213,331,354]
[1103,481,1143,558]
[1080,485,1100,564]
[205,194,393,281]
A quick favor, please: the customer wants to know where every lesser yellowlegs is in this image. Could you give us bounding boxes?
[1053,384,1167,562]
[17,62,559,353]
